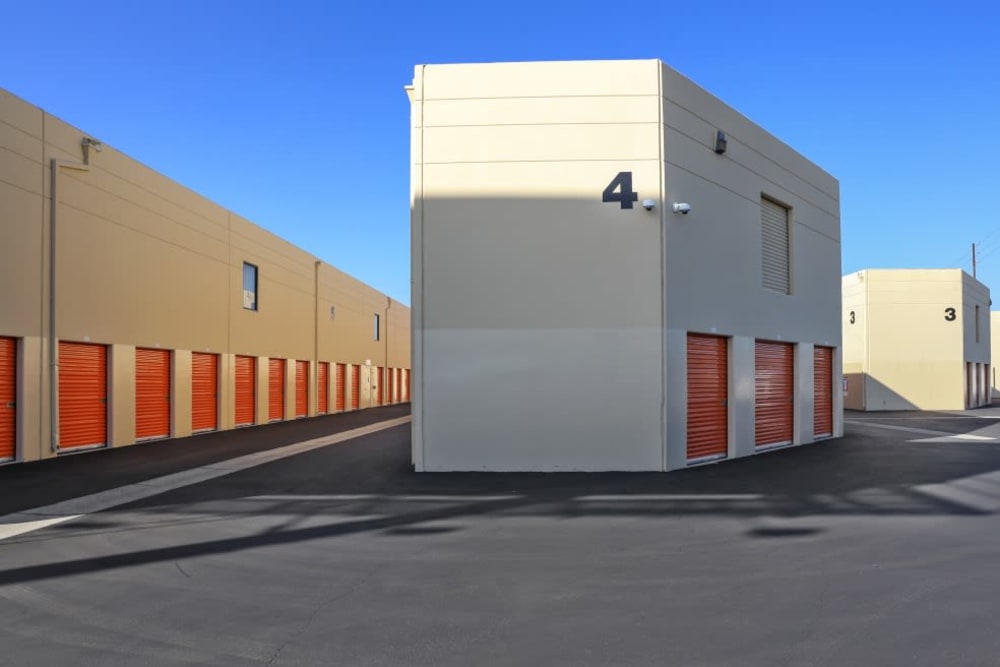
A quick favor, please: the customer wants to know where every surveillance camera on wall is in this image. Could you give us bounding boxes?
[642,199,656,211]
[672,202,691,215]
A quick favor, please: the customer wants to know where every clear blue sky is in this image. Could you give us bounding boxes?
[3,1,998,306]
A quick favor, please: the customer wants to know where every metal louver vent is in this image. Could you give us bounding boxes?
[761,198,790,294]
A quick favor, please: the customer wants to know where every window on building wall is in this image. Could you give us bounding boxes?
[243,262,258,311]
[761,196,791,294]
[976,305,981,343]
[374,313,380,341]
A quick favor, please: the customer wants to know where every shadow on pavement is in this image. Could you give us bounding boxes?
[2,410,1000,587]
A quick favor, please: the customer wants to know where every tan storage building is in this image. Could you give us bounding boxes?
[0,87,410,465]
[993,312,1000,399]
[842,269,991,411]
[408,59,842,472]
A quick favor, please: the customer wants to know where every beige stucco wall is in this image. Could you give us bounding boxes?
[841,273,868,410]
[992,312,1000,398]
[658,65,842,468]
[841,269,990,411]
[412,60,664,472]
[0,86,410,464]
[411,60,842,472]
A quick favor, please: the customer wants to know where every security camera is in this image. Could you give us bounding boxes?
[672,202,691,215]
[641,199,656,211]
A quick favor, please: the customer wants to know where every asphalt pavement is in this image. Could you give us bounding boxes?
[2,407,1000,666]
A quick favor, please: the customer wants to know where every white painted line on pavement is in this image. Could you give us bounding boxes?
[0,416,411,542]
[845,420,996,441]
[244,494,517,503]
[848,416,1000,420]
[0,515,84,541]
[578,494,764,502]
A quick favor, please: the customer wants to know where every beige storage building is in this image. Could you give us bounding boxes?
[408,59,842,472]
[993,311,1000,399]
[842,269,990,411]
[0,87,410,466]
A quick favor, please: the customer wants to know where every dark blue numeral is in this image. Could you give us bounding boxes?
[602,172,638,210]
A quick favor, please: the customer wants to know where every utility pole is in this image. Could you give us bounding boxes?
[973,242,977,279]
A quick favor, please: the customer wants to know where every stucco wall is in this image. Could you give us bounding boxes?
[0,87,410,463]
[412,60,664,471]
[841,269,989,411]
[412,60,842,471]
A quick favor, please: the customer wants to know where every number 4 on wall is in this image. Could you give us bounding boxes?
[602,172,639,210]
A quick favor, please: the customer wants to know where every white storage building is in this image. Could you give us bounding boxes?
[408,59,842,471]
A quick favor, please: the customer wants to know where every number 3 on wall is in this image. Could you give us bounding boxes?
[945,307,956,321]
[602,172,639,210]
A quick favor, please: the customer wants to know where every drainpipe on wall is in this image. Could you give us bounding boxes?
[385,297,391,395]
[49,137,101,453]
[314,260,321,369]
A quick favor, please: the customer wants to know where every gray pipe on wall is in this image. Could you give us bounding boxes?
[48,137,97,452]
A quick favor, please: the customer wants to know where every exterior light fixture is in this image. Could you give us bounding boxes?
[714,130,727,154]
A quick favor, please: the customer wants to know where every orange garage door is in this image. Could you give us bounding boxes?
[814,346,833,438]
[336,363,346,412]
[135,348,171,440]
[351,365,360,410]
[687,334,728,461]
[404,369,410,402]
[235,355,256,427]
[192,352,218,432]
[59,342,107,450]
[755,341,794,448]
[1,337,15,461]
[295,360,308,418]
[317,361,329,415]
[269,358,285,422]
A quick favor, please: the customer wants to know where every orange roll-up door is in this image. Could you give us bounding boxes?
[814,346,833,437]
[404,369,410,402]
[269,358,285,422]
[59,341,107,450]
[295,360,308,418]
[0,337,15,461]
[755,341,794,447]
[687,334,728,461]
[395,368,402,402]
[135,348,171,441]
[351,365,360,410]
[235,355,256,427]
[191,352,218,432]
[335,363,346,412]
[317,361,329,415]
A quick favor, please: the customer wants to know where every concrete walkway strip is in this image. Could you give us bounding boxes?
[845,420,997,441]
[0,416,412,542]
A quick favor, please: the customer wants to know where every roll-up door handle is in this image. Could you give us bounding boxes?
[5,401,14,409]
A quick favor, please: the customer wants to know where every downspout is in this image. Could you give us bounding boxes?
[314,260,320,368]
[385,297,391,400]
[49,136,100,452]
